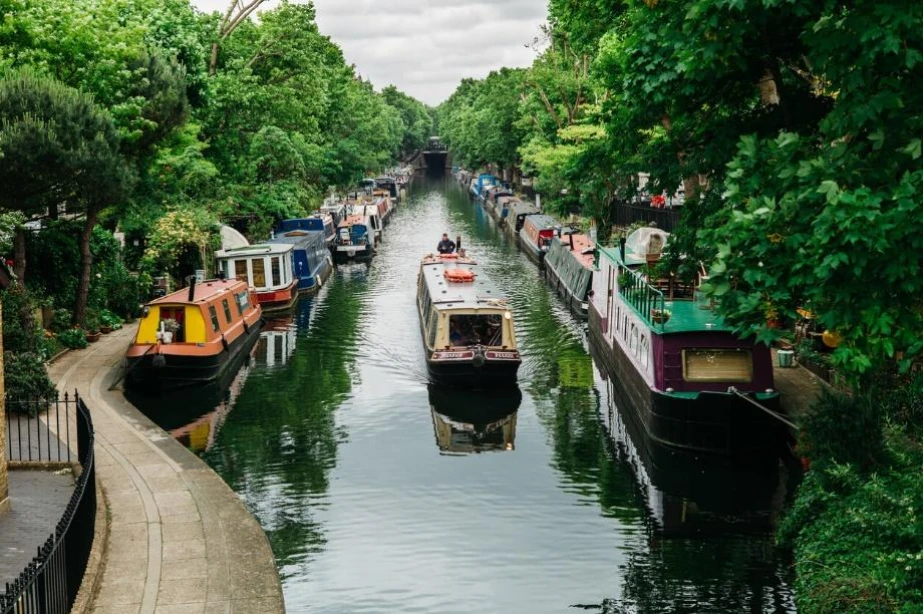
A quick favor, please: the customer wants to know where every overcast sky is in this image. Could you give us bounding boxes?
[190,0,547,106]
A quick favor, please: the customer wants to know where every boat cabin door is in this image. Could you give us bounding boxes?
[339,227,350,244]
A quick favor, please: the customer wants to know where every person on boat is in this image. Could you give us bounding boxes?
[437,233,456,254]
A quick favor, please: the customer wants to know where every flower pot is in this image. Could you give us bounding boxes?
[100,325,113,334]
[651,313,670,324]
[87,332,101,343]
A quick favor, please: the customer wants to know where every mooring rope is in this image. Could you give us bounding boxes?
[728,387,799,430]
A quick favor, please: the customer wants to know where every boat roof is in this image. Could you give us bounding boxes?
[510,201,539,216]
[269,231,326,250]
[146,278,246,306]
[523,214,559,230]
[339,214,368,227]
[419,254,509,310]
[550,234,595,269]
[216,243,293,258]
[497,195,518,206]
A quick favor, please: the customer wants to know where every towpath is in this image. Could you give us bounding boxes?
[48,326,284,614]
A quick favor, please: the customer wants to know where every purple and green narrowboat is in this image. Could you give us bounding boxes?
[588,228,784,457]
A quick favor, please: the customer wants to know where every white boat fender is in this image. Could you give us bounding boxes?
[472,349,487,368]
[152,354,167,369]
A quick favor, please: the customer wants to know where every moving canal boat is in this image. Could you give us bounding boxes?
[334,214,375,264]
[544,232,595,318]
[417,252,521,387]
[125,278,263,389]
[588,227,783,456]
[518,214,559,263]
[215,243,299,313]
[268,229,333,295]
[428,385,520,454]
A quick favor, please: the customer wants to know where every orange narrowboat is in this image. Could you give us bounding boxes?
[125,278,263,388]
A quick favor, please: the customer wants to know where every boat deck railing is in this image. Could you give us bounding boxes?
[619,266,666,330]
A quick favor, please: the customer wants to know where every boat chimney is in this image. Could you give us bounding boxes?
[569,232,575,250]
[187,275,196,302]
[619,237,626,262]
[456,235,462,250]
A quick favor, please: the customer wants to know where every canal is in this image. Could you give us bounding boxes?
[133,178,797,613]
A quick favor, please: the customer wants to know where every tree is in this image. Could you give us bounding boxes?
[381,85,433,158]
[0,70,133,325]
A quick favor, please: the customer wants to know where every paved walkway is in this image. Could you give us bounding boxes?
[0,470,74,587]
[49,327,284,614]
[772,348,826,427]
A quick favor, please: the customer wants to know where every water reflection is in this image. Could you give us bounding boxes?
[428,384,519,454]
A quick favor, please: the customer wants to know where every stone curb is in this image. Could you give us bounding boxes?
[70,475,109,614]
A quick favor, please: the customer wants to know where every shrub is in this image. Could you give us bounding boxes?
[882,373,923,438]
[57,328,87,350]
[799,389,884,472]
[3,352,57,415]
[0,283,42,353]
[99,309,123,329]
[51,308,73,332]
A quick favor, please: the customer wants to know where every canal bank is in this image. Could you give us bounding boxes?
[48,327,284,614]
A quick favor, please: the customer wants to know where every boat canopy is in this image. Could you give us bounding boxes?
[625,227,671,262]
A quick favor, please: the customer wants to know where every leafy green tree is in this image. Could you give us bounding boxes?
[381,85,433,158]
[0,70,133,324]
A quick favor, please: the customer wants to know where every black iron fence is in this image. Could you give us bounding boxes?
[5,394,77,464]
[613,201,681,233]
[1,392,96,614]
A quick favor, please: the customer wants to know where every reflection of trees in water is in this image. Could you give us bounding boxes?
[202,274,366,575]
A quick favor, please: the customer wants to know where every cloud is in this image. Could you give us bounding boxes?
[189,0,547,105]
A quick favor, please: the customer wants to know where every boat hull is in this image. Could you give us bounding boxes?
[518,235,547,264]
[332,245,374,264]
[544,259,590,319]
[295,257,333,295]
[426,357,521,388]
[589,304,785,457]
[256,281,299,314]
[126,319,263,389]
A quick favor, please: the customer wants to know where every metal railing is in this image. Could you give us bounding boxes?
[5,394,76,464]
[619,266,666,329]
[1,392,96,614]
[613,201,681,233]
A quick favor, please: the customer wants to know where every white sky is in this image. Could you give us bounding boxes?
[190,0,548,106]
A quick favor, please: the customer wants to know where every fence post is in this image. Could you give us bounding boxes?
[0,299,8,513]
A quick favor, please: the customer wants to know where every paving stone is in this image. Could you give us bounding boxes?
[161,557,209,581]
[163,538,206,561]
[157,578,208,605]
[161,521,205,543]
[155,604,207,614]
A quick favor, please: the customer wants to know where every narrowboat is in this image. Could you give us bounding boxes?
[375,176,399,198]
[469,173,498,201]
[588,227,783,456]
[417,252,521,387]
[428,384,520,454]
[334,214,375,264]
[215,243,299,313]
[268,229,333,295]
[544,232,595,318]
[349,203,383,242]
[319,203,347,227]
[277,215,335,249]
[504,200,539,237]
[518,214,559,264]
[125,277,263,388]
[369,194,394,225]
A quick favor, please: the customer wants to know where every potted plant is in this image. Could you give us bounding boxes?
[157,317,181,343]
[651,308,672,324]
[99,309,123,334]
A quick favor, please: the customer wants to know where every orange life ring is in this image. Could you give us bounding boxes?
[444,268,476,282]
[440,253,458,259]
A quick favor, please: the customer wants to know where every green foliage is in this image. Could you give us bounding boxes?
[50,308,72,332]
[381,85,434,157]
[3,351,57,413]
[0,283,40,353]
[800,390,885,472]
[56,327,87,350]
[141,208,219,281]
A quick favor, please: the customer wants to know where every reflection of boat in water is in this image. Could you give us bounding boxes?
[258,315,298,368]
[126,328,260,451]
[428,385,521,455]
[595,359,789,537]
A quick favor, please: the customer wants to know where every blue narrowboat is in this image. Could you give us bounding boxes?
[278,215,336,250]
[469,173,498,201]
[268,229,333,295]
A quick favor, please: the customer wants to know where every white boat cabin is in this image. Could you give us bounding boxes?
[216,243,296,293]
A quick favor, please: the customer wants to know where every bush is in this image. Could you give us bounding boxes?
[0,283,42,353]
[51,308,73,332]
[799,389,884,472]
[57,328,87,350]
[99,309,123,329]
[3,352,58,415]
[882,372,923,438]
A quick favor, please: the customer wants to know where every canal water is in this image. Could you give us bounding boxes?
[134,178,797,613]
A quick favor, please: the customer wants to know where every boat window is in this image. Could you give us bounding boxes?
[222,299,232,323]
[427,310,438,348]
[236,291,250,314]
[683,349,753,383]
[629,325,638,354]
[208,305,220,332]
[640,335,649,368]
[235,260,247,281]
[449,314,503,347]
[271,257,281,287]
[252,259,266,288]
